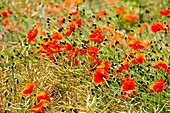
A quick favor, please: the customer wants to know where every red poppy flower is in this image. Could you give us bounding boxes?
[88,28,104,43]
[151,22,164,33]
[7,9,12,14]
[64,43,73,51]
[132,53,146,64]
[150,79,167,93]
[128,38,144,50]
[116,7,126,15]
[22,82,35,95]
[65,28,72,36]
[67,49,75,59]
[58,16,64,27]
[167,27,170,32]
[160,8,170,16]
[36,90,50,106]
[122,14,138,22]
[48,42,65,54]
[73,58,79,66]
[75,18,82,27]
[27,29,38,43]
[93,69,109,84]
[167,69,170,76]
[31,102,45,113]
[121,76,136,94]
[69,23,76,31]
[1,11,8,17]
[51,32,62,40]
[118,61,130,71]
[76,48,86,55]
[86,46,99,59]
[152,60,168,72]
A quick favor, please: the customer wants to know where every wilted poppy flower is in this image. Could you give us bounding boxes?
[97,61,112,72]
[71,9,80,16]
[36,90,50,106]
[152,60,168,72]
[103,23,114,31]
[121,76,136,94]
[3,18,10,25]
[11,24,17,31]
[122,14,138,22]
[122,51,135,61]
[0,44,4,50]
[160,8,170,16]
[27,29,38,43]
[76,48,86,55]
[35,21,42,29]
[141,22,149,28]
[0,105,3,112]
[93,69,109,84]
[151,22,164,33]
[63,0,82,6]
[22,82,35,95]
[136,28,144,34]
[126,33,135,42]
[31,102,45,113]
[128,38,144,50]
[89,58,101,69]
[23,6,30,12]
[118,61,130,71]
[88,28,104,43]
[67,49,76,60]
[132,53,146,64]
[104,0,118,6]
[143,40,151,49]
[150,79,167,93]
[118,93,132,99]
[116,7,126,15]
[96,10,108,19]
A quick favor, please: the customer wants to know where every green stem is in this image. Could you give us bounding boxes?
[12,61,16,96]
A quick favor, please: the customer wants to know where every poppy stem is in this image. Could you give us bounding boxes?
[103,77,110,88]
[11,61,16,96]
